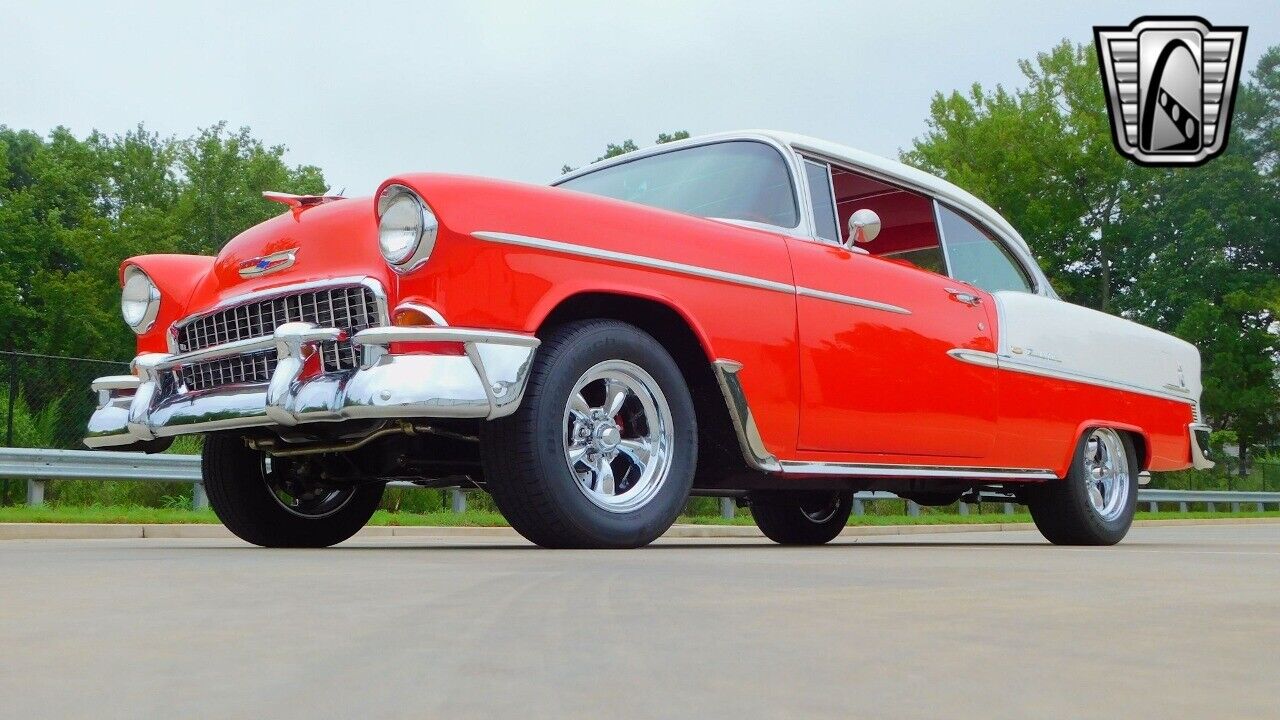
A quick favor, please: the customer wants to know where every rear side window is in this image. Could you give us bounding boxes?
[937,204,1033,293]
[557,141,799,229]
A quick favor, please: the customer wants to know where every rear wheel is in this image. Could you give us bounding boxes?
[480,320,697,548]
[202,434,384,548]
[1028,427,1137,545]
[750,490,853,545]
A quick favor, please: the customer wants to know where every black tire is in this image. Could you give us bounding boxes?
[480,320,697,549]
[750,490,853,545]
[202,434,384,548]
[1028,428,1138,546]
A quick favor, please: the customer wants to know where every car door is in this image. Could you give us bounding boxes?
[790,160,998,459]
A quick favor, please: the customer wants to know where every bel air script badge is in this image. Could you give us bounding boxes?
[238,248,298,278]
[1094,16,1247,167]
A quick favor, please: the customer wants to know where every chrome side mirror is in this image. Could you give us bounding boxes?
[847,208,881,246]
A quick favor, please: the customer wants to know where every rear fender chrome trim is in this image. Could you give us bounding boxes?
[946,348,999,368]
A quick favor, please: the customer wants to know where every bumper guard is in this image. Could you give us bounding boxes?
[84,323,539,449]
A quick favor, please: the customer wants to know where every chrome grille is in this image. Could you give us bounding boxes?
[174,284,380,392]
[180,351,277,393]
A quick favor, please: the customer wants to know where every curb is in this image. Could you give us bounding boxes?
[0,516,1276,541]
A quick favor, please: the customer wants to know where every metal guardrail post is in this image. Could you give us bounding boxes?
[1179,502,1188,512]
[906,500,920,517]
[1257,502,1266,513]
[719,497,735,520]
[450,489,466,514]
[1231,502,1241,513]
[26,478,44,506]
[1206,502,1216,512]
[1148,501,1158,512]
[192,483,209,511]
[851,498,864,516]
[1002,502,1014,515]
[956,501,968,516]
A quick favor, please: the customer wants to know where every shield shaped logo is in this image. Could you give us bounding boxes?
[1094,16,1247,167]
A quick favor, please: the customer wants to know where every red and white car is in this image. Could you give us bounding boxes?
[85,131,1213,548]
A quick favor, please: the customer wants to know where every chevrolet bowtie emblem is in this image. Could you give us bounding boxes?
[238,248,298,278]
[1095,16,1247,167]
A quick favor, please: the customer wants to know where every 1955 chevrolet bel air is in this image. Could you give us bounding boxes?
[84,131,1213,548]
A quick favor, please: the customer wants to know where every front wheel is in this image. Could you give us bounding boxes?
[1028,427,1138,546]
[202,434,384,548]
[480,320,697,549]
[750,490,853,545]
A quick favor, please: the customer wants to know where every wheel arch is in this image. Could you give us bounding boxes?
[535,290,751,485]
[1064,420,1152,474]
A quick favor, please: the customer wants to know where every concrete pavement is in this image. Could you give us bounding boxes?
[1,524,1277,719]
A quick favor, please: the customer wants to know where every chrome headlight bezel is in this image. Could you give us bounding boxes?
[120,266,161,334]
[377,185,438,273]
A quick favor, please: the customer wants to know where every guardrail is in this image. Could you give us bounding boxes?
[2,447,1278,518]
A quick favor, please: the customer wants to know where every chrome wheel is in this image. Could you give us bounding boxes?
[562,359,675,513]
[1081,428,1130,522]
[799,493,843,524]
[262,456,357,519]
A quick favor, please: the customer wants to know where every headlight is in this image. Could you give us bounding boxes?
[377,185,438,271]
[120,266,160,334]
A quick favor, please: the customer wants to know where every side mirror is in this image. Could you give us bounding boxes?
[847,208,881,246]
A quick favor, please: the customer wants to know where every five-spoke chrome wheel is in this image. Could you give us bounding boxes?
[563,360,674,513]
[1081,428,1130,522]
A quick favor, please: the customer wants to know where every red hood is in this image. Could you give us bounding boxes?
[127,196,396,353]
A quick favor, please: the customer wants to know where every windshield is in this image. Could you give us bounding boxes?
[557,140,799,229]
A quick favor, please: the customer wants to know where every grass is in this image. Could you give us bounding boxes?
[1,505,1277,526]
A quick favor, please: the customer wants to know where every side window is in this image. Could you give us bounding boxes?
[937,204,1033,293]
[803,160,839,243]
[831,165,946,275]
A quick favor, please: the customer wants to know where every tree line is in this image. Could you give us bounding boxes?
[1,41,1276,474]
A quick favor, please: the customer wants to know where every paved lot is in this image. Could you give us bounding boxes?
[1,524,1277,719]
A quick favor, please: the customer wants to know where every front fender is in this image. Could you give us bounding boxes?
[122,255,215,353]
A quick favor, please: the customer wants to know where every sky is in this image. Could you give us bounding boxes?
[2,1,1275,195]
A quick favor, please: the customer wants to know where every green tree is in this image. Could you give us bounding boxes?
[903,41,1280,466]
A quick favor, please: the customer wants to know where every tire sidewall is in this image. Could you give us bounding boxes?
[1068,429,1139,541]
[527,323,697,546]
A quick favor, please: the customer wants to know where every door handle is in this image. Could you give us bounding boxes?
[944,288,982,306]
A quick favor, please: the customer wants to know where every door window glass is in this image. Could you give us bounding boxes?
[937,204,1033,293]
[831,166,945,275]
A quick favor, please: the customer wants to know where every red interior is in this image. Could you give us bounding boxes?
[832,168,938,256]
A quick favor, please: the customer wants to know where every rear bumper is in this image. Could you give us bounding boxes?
[1189,423,1214,470]
[84,324,539,449]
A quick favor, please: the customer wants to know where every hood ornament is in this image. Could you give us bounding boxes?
[239,248,298,278]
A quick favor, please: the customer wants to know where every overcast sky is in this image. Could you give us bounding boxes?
[2,1,1275,195]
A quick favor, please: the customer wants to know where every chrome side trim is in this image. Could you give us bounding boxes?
[777,461,1058,480]
[795,286,911,315]
[998,355,1197,405]
[711,359,781,472]
[471,231,795,294]
[472,231,910,316]
[946,348,999,368]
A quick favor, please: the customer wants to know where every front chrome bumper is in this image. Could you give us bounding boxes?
[84,323,539,449]
[1189,422,1214,470]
